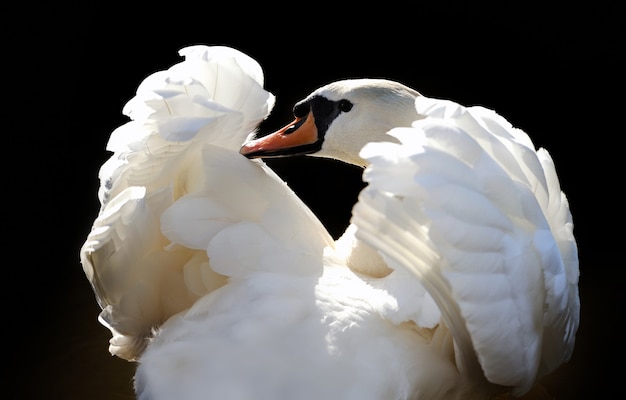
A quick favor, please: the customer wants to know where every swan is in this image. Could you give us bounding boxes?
[80,45,579,400]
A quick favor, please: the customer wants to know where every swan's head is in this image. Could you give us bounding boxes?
[240,79,421,167]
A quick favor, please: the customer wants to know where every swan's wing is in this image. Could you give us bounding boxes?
[351,96,579,395]
[80,45,331,360]
[99,45,275,207]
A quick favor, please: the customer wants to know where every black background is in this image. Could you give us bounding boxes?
[8,2,623,399]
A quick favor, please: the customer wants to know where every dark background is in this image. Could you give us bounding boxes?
[8,2,623,399]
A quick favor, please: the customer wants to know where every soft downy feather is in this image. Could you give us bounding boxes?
[352,96,579,395]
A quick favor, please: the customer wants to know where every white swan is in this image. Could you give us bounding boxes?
[80,45,579,400]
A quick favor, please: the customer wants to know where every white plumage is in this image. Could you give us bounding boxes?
[81,45,279,360]
[80,45,579,400]
[352,97,579,393]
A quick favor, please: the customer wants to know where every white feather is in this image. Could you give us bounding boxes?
[353,95,579,394]
[81,45,276,360]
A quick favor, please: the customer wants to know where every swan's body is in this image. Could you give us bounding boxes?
[81,45,579,400]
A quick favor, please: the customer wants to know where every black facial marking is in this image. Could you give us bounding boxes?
[293,100,310,118]
[308,96,354,136]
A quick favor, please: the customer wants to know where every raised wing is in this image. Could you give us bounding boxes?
[80,45,331,361]
[351,95,579,395]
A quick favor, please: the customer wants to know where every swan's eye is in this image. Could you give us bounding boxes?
[338,100,353,113]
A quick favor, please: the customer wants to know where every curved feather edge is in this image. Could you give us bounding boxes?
[352,95,579,395]
[351,196,484,382]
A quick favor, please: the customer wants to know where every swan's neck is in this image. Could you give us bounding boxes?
[310,149,369,169]
[319,105,423,167]
[334,223,392,278]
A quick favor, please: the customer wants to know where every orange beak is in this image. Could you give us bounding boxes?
[240,111,320,158]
